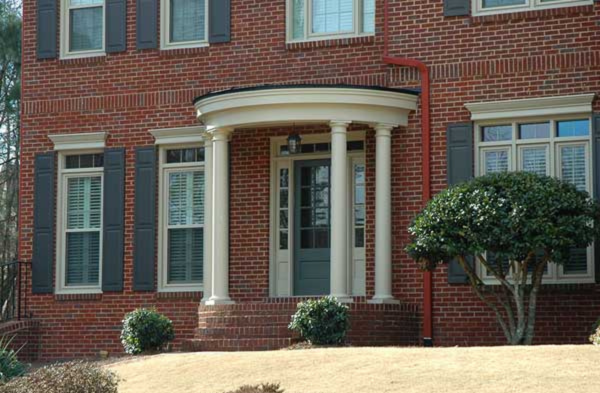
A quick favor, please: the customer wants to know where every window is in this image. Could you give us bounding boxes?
[161,0,208,49]
[159,147,205,291]
[288,0,375,42]
[61,0,105,58]
[473,0,592,16]
[57,153,104,293]
[475,117,594,283]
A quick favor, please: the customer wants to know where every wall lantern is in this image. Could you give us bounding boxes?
[287,129,302,154]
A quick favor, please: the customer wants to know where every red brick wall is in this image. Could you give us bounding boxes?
[19,0,600,358]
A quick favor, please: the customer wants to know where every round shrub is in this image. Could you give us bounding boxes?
[121,308,175,355]
[590,319,600,346]
[288,296,350,345]
[1,361,118,393]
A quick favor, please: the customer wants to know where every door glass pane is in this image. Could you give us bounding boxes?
[314,229,329,248]
[557,119,589,137]
[484,150,509,174]
[521,147,547,176]
[279,168,289,250]
[298,163,330,250]
[560,145,587,192]
[70,7,103,51]
[519,123,550,139]
[170,0,205,42]
[354,164,366,248]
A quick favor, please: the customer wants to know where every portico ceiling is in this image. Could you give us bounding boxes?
[193,84,420,130]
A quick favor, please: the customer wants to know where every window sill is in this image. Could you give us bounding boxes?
[156,291,203,300]
[286,34,375,51]
[55,292,103,302]
[58,53,107,66]
[470,4,594,25]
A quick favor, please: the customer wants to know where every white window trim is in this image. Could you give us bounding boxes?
[60,0,106,59]
[286,0,375,43]
[472,0,593,17]
[49,132,107,151]
[268,131,366,297]
[157,144,205,292]
[473,114,595,284]
[160,0,209,50]
[150,126,205,145]
[55,151,104,295]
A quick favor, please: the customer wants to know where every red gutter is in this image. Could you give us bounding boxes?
[382,0,433,346]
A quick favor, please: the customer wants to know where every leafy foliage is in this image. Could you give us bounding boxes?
[406,172,600,345]
[407,171,600,268]
[0,361,119,393]
[591,319,600,346]
[225,383,284,393]
[288,297,350,345]
[121,308,175,355]
[0,335,24,383]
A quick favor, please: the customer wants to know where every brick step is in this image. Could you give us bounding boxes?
[183,337,294,352]
[194,325,296,339]
[198,315,294,328]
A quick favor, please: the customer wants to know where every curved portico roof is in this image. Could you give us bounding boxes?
[193,84,420,130]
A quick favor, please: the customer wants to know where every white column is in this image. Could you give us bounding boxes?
[370,123,399,304]
[330,121,352,303]
[206,128,234,305]
[201,134,213,303]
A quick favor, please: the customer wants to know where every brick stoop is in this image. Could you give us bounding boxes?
[183,299,421,351]
[0,319,41,361]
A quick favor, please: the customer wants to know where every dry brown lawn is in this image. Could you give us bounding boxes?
[106,345,600,393]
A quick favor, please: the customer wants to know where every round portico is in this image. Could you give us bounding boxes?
[194,85,419,306]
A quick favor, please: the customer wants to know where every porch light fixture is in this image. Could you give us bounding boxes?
[287,128,302,154]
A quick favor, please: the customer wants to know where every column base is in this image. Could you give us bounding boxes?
[330,295,354,303]
[368,296,400,305]
[204,297,235,306]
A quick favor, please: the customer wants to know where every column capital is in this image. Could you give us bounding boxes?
[374,123,397,136]
[329,120,352,131]
[202,132,213,147]
[208,127,234,141]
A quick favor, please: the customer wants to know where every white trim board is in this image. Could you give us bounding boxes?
[465,94,595,121]
[49,132,107,151]
[150,126,206,145]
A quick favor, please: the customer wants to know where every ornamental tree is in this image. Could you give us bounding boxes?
[407,171,600,345]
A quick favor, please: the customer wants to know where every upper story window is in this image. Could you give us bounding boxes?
[476,117,594,283]
[473,0,593,16]
[288,0,375,42]
[61,0,105,58]
[161,0,208,49]
[57,152,104,293]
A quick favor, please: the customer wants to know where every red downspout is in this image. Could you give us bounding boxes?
[382,0,433,346]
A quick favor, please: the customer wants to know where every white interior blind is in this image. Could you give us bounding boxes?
[522,147,547,176]
[560,145,587,192]
[484,150,509,174]
[167,170,204,284]
[65,176,102,285]
[312,0,353,34]
[170,0,205,42]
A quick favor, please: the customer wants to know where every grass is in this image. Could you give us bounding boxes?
[105,345,600,393]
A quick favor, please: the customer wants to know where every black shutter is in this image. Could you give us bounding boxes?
[106,0,127,52]
[446,123,474,284]
[37,0,57,59]
[444,0,470,17]
[133,147,156,291]
[136,0,158,49]
[209,0,231,44]
[102,148,125,291]
[593,114,600,283]
[32,153,55,293]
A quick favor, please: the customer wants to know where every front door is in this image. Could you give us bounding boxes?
[293,159,331,296]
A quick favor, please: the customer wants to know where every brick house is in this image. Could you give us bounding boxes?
[15,0,600,359]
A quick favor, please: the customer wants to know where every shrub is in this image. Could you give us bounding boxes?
[288,296,349,345]
[0,361,118,393]
[590,319,600,346]
[121,308,175,355]
[225,383,284,393]
[0,336,25,383]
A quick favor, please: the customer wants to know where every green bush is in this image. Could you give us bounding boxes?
[225,383,284,393]
[0,361,118,393]
[288,296,349,345]
[0,336,25,383]
[121,308,175,355]
[591,319,600,346]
